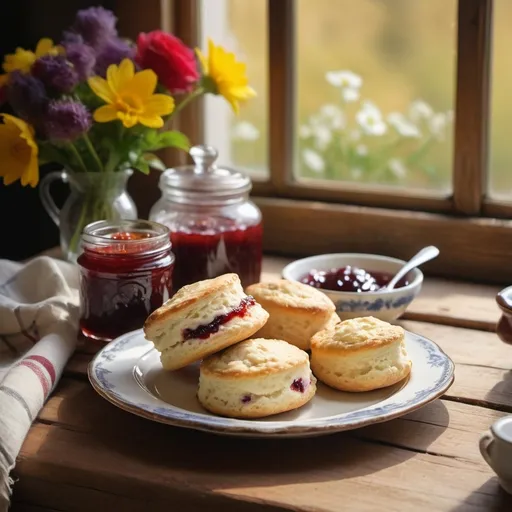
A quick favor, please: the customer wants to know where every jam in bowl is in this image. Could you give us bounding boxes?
[301,265,409,292]
[282,253,423,322]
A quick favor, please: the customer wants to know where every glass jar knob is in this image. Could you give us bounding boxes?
[190,145,218,174]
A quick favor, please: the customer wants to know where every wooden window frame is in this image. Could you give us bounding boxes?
[123,0,512,284]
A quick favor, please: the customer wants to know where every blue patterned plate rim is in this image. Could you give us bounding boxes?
[88,328,454,437]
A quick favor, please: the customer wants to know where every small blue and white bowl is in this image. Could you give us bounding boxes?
[282,253,423,322]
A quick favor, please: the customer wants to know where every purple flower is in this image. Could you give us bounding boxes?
[70,7,118,49]
[32,55,78,94]
[64,42,96,81]
[62,31,84,45]
[44,100,92,142]
[94,37,135,77]
[6,71,48,124]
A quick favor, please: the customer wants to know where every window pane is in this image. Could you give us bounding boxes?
[200,0,268,177]
[296,0,456,192]
[489,0,512,200]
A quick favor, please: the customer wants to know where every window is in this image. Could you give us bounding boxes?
[490,0,512,200]
[200,0,268,178]
[296,0,455,193]
[170,0,511,284]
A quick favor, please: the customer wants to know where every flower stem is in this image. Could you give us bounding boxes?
[171,87,205,119]
[67,143,88,173]
[68,195,89,259]
[83,133,104,172]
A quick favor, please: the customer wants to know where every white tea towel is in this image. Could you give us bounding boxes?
[0,256,79,511]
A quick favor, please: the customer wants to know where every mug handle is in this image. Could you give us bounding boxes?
[39,171,67,227]
[479,431,495,468]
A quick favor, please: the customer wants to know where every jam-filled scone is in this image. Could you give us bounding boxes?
[310,316,412,392]
[143,274,269,370]
[198,338,316,418]
[246,279,338,350]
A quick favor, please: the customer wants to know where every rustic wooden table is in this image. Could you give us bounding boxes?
[10,256,512,511]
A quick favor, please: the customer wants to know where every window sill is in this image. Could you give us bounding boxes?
[254,196,512,285]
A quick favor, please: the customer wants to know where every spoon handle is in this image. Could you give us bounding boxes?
[386,245,440,290]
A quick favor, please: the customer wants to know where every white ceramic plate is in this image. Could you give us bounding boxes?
[88,329,454,438]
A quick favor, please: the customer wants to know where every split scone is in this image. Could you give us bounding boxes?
[310,316,411,392]
[245,279,338,350]
[143,274,269,371]
[198,338,317,418]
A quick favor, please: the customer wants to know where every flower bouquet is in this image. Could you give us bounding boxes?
[0,6,255,261]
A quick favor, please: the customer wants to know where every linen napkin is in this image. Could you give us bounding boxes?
[0,256,79,511]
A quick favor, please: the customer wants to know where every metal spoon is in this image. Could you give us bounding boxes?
[385,245,440,290]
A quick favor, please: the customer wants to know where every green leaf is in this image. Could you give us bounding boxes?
[133,158,150,175]
[142,153,166,171]
[145,130,190,151]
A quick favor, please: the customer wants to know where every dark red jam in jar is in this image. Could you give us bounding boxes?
[301,266,409,292]
[78,220,174,342]
[149,145,262,290]
[170,222,262,291]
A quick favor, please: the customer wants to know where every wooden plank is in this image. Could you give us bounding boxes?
[268,0,294,192]
[262,255,501,330]
[256,180,454,215]
[400,320,507,370]
[453,0,492,215]
[483,199,512,219]
[255,196,512,285]
[401,320,512,411]
[15,411,510,512]
[357,400,504,463]
[172,0,204,148]
[403,279,499,331]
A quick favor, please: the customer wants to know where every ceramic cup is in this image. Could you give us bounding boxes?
[479,415,512,494]
[496,285,512,345]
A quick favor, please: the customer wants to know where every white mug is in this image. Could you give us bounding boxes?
[479,415,512,494]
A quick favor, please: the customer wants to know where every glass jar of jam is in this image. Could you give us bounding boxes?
[78,219,174,342]
[149,145,262,291]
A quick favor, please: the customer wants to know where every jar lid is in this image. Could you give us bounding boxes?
[159,145,252,199]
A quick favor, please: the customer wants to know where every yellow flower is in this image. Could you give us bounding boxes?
[0,114,39,187]
[88,59,174,129]
[195,39,256,114]
[0,38,64,87]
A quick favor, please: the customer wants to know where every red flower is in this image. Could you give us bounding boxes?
[136,31,199,94]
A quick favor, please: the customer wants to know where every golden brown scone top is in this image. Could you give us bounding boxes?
[144,273,241,333]
[200,338,309,378]
[246,279,335,314]
[311,316,404,352]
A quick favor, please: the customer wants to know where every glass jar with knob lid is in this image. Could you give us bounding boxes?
[149,145,263,290]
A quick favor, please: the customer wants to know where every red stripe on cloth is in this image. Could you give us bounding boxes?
[18,360,50,397]
[26,355,56,385]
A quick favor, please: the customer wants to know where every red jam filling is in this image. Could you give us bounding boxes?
[182,296,255,341]
[291,378,306,393]
[78,231,173,342]
[301,266,409,292]
[170,222,262,290]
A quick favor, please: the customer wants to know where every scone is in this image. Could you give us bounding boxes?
[143,274,269,370]
[245,279,337,350]
[310,316,411,392]
[198,338,317,418]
